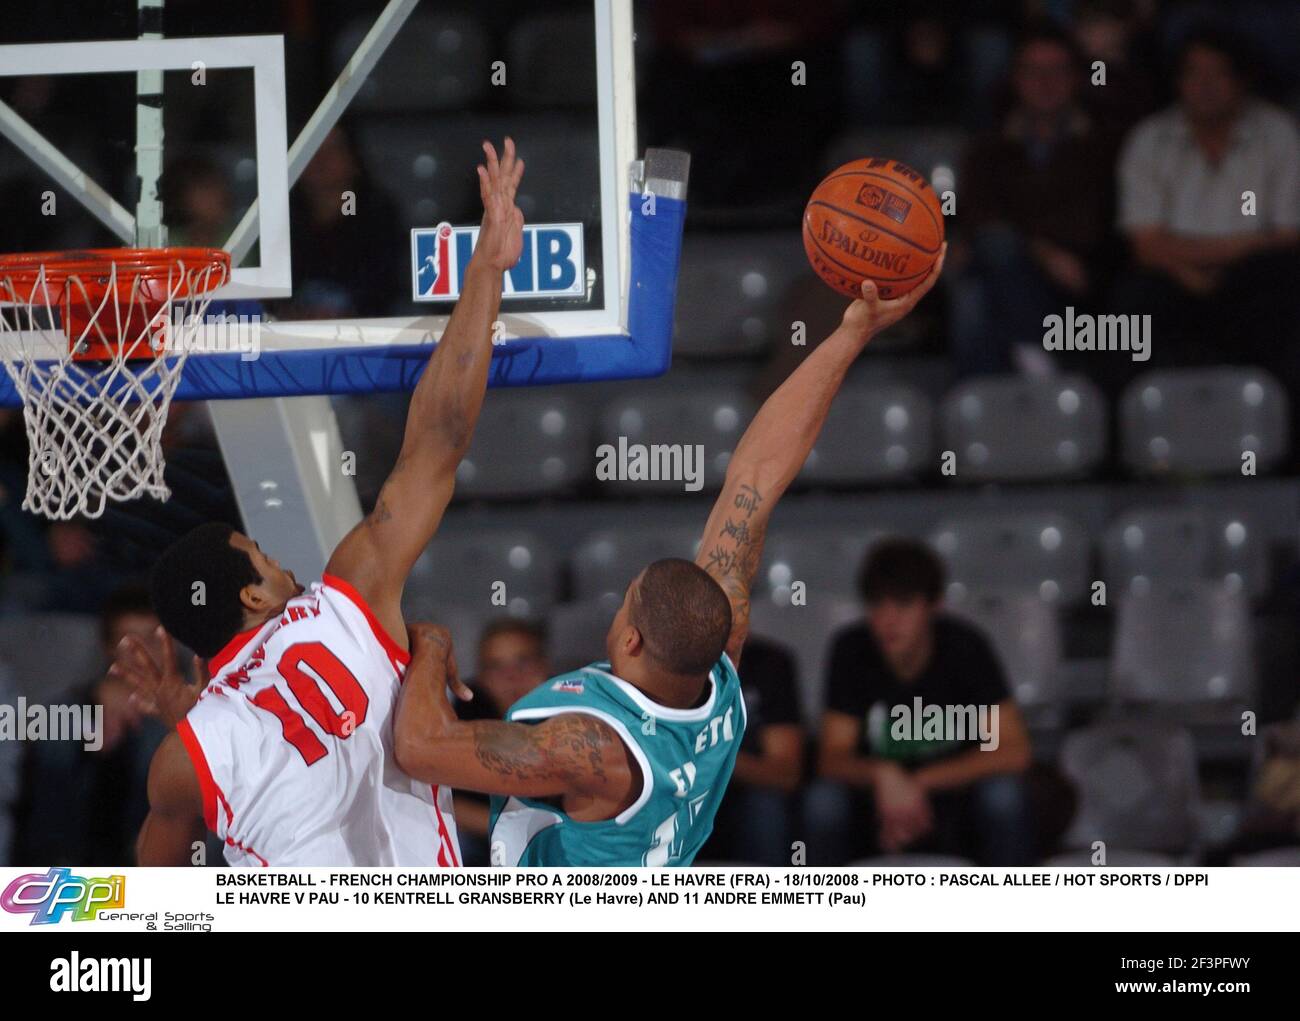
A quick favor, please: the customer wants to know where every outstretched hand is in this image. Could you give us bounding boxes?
[474,138,526,273]
[841,242,947,346]
[108,626,205,729]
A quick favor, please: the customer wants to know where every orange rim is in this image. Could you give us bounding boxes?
[0,247,230,296]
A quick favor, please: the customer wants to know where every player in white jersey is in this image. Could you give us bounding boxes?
[113,139,526,866]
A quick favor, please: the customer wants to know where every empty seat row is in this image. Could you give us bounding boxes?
[434,367,1290,501]
[400,500,1274,626]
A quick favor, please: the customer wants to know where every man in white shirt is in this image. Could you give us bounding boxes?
[1112,26,1299,381]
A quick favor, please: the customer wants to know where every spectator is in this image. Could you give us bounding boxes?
[1111,27,1300,383]
[286,125,403,319]
[12,584,168,865]
[162,155,239,249]
[954,24,1117,376]
[699,636,804,865]
[807,539,1034,865]
[453,619,551,865]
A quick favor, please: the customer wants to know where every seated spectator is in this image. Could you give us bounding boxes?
[699,636,804,865]
[1111,27,1300,386]
[285,125,403,319]
[807,539,1034,865]
[954,24,1117,376]
[12,584,168,866]
[453,618,551,865]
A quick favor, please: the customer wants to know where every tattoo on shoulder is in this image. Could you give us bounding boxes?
[473,715,613,787]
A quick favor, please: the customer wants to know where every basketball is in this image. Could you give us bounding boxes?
[802,158,946,300]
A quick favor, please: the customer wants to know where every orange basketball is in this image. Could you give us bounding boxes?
[802,158,945,300]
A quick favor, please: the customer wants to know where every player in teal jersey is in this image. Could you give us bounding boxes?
[394,247,946,865]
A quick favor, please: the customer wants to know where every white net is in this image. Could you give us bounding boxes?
[0,250,229,520]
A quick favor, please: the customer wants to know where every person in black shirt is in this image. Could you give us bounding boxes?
[699,636,804,864]
[808,538,1035,865]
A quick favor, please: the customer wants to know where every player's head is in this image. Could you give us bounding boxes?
[606,558,731,678]
[1176,26,1251,124]
[150,523,302,658]
[857,538,944,664]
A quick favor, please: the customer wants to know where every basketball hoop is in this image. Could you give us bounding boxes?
[0,247,230,520]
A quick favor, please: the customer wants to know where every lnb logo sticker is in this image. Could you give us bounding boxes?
[412,221,586,301]
[1,867,126,924]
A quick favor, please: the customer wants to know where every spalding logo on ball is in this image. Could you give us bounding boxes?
[803,158,945,300]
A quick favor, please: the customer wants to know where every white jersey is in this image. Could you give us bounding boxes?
[177,575,460,867]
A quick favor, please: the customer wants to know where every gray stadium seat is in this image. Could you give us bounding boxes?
[456,391,591,499]
[930,512,1091,605]
[1059,720,1200,854]
[939,374,1106,481]
[506,12,597,107]
[756,528,885,605]
[334,14,491,112]
[1043,849,1179,866]
[597,386,755,494]
[749,596,862,723]
[946,589,1063,708]
[800,383,933,484]
[1102,506,1268,600]
[0,614,103,701]
[571,528,701,602]
[548,595,622,674]
[405,530,557,618]
[672,232,805,357]
[1120,367,1289,475]
[1111,581,1254,703]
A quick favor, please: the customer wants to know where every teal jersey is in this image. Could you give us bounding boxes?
[488,656,746,866]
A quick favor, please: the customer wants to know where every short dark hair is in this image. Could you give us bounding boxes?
[631,559,731,675]
[98,582,156,646]
[1014,21,1084,69]
[477,617,548,655]
[857,538,945,604]
[150,522,260,657]
[1176,25,1252,81]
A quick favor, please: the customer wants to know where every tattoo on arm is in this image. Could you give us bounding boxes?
[471,715,612,791]
[702,483,767,653]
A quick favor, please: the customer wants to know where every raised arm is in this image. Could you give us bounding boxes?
[325,139,526,646]
[392,626,638,815]
[696,252,946,666]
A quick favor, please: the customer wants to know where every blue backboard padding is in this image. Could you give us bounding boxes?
[0,194,684,407]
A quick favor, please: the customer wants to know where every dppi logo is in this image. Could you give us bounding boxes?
[1,867,125,925]
[412,221,586,301]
